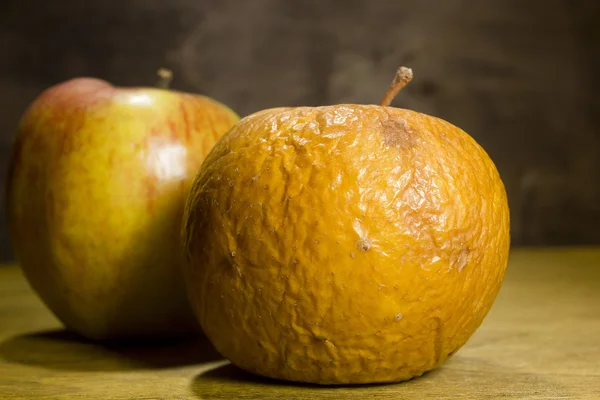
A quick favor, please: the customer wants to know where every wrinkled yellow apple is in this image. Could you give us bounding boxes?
[182,67,510,384]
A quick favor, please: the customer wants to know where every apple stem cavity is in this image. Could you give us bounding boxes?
[380,66,413,107]
[156,68,174,89]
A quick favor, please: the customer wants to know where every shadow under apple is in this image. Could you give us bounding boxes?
[190,362,417,400]
[190,356,571,400]
[0,328,224,371]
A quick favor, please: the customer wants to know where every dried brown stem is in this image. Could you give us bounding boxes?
[156,68,174,89]
[379,66,413,107]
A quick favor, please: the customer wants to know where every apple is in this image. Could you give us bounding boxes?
[181,67,510,384]
[6,70,239,340]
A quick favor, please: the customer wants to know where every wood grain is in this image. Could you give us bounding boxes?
[0,247,599,399]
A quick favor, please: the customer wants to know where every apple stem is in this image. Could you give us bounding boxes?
[156,68,174,89]
[379,66,413,107]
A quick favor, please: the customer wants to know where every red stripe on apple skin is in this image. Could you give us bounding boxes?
[29,78,113,158]
[202,104,218,153]
[167,121,179,142]
[145,175,159,213]
[179,101,191,141]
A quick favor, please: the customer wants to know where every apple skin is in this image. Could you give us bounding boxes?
[6,77,239,341]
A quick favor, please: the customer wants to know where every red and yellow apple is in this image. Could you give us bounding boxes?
[6,72,239,340]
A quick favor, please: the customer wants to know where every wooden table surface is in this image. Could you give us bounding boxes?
[0,247,599,399]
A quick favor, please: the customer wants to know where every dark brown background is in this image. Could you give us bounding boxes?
[1,0,599,261]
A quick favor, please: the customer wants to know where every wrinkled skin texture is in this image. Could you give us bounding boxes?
[7,78,239,340]
[182,105,510,384]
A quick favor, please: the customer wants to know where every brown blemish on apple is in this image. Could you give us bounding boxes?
[381,118,414,149]
[356,238,372,252]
